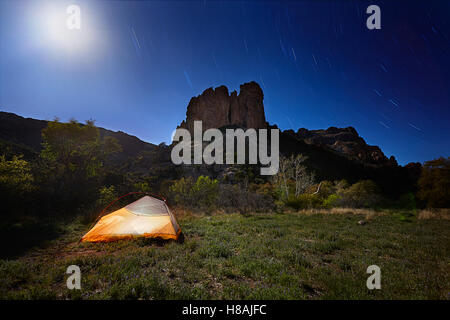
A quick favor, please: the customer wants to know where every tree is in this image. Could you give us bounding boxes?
[41,119,120,182]
[273,154,315,200]
[417,157,450,208]
[96,185,118,208]
[39,119,121,207]
[292,154,315,197]
[0,155,34,208]
[169,177,194,207]
[273,155,292,200]
[338,180,381,208]
[192,175,219,208]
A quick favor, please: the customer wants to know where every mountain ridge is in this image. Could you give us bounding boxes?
[0,98,419,197]
[0,111,158,163]
[177,81,397,167]
[1,80,399,168]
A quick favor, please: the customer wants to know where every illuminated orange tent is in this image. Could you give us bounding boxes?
[81,195,181,242]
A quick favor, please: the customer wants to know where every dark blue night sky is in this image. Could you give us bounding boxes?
[0,0,449,165]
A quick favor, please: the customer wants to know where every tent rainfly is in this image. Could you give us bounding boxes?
[81,195,181,242]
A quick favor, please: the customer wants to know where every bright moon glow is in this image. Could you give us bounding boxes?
[28,2,103,58]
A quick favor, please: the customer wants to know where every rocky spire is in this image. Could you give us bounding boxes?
[178,81,267,132]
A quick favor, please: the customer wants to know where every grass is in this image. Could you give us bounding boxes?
[0,209,449,299]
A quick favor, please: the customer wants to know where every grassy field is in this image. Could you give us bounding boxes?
[0,209,449,299]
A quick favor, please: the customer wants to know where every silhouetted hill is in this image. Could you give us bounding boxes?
[0,111,158,164]
[277,126,418,197]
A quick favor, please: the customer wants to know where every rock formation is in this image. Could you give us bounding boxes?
[287,126,397,166]
[178,81,267,132]
[177,81,396,166]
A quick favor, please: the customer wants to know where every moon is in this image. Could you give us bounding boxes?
[28,2,101,57]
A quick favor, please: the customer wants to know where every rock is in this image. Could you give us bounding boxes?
[293,126,395,166]
[177,81,395,167]
[178,81,267,132]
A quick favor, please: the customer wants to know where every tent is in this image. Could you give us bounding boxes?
[81,195,181,242]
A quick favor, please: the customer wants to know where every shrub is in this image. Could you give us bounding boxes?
[133,181,151,193]
[337,180,382,208]
[315,180,335,199]
[168,177,194,207]
[191,176,219,208]
[168,176,218,209]
[96,186,117,209]
[397,192,417,211]
[218,183,275,214]
[322,194,339,208]
[0,155,34,196]
[285,194,322,209]
[0,155,34,212]
[417,157,450,208]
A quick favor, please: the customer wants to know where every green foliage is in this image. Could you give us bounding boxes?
[96,186,118,209]
[0,155,34,212]
[169,177,194,207]
[337,180,382,208]
[169,176,218,209]
[397,192,417,211]
[285,194,322,209]
[36,119,121,211]
[417,157,450,208]
[322,194,339,208]
[133,181,151,193]
[217,183,275,214]
[192,175,219,207]
[41,119,121,182]
[278,179,384,210]
[0,155,34,196]
[273,154,315,200]
[315,180,335,199]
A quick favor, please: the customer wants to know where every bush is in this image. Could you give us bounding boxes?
[168,176,218,209]
[396,192,417,211]
[337,180,382,208]
[96,186,118,209]
[0,155,34,196]
[218,183,275,214]
[133,181,151,193]
[285,194,322,209]
[168,177,194,207]
[417,157,450,208]
[315,181,335,199]
[0,155,34,213]
[192,176,219,208]
[322,194,339,208]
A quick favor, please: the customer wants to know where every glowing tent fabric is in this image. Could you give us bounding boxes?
[81,196,181,242]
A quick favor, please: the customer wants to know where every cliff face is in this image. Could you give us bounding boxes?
[286,126,397,166]
[177,81,395,167]
[178,81,267,132]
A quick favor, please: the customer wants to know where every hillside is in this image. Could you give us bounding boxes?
[0,111,159,164]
